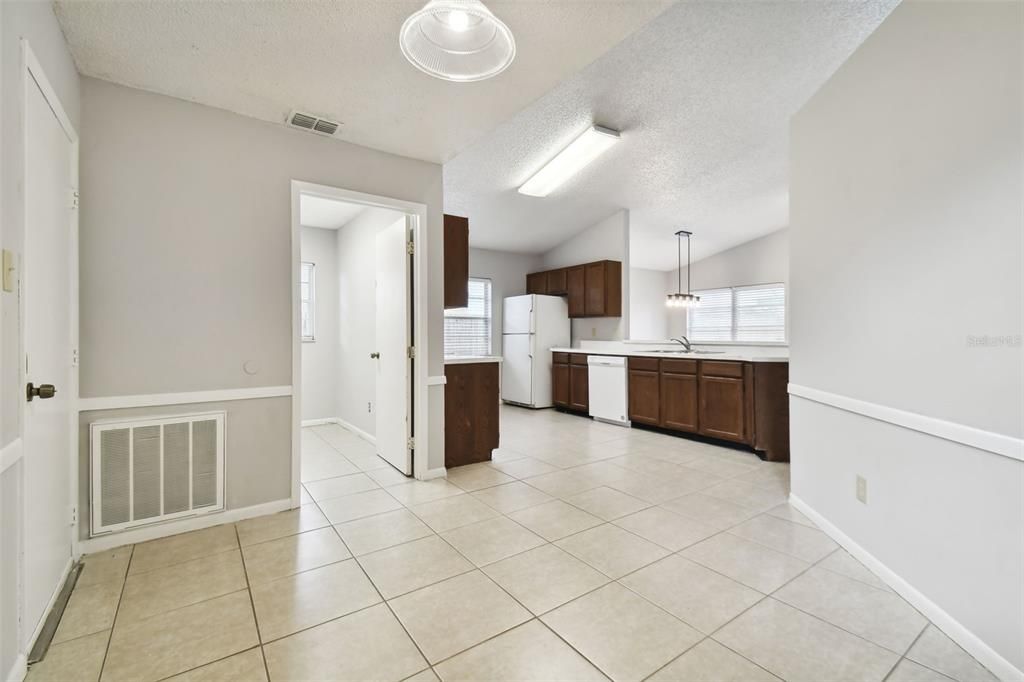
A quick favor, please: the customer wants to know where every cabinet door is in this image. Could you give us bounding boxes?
[628,369,660,425]
[443,214,469,309]
[567,266,586,317]
[569,363,589,413]
[584,262,606,316]
[699,376,746,441]
[552,363,570,407]
[526,271,547,295]
[661,372,698,432]
[547,268,568,296]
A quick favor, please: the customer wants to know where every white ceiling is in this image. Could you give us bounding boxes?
[53,0,671,164]
[299,195,365,230]
[443,0,899,270]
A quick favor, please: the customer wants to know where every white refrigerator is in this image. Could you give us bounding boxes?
[501,294,571,408]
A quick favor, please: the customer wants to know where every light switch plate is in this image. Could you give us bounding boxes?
[2,249,14,293]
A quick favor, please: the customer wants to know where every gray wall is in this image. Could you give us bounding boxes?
[300,226,339,421]
[78,77,446,527]
[541,209,630,344]
[468,247,541,356]
[1,2,80,677]
[628,267,669,340]
[665,228,789,339]
[790,0,1022,673]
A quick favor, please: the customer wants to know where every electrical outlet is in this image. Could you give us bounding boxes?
[591,327,597,337]
[856,475,868,504]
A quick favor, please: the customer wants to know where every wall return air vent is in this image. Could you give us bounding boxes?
[287,109,343,137]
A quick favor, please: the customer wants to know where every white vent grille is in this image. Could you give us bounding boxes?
[287,109,342,137]
[90,412,225,536]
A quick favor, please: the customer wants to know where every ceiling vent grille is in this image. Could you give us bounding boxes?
[288,109,342,137]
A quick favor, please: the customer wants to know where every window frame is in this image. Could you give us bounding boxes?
[443,277,493,357]
[686,282,787,345]
[300,261,316,343]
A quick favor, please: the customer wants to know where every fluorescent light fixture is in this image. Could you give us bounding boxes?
[518,125,620,197]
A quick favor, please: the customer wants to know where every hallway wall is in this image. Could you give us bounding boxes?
[301,226,339,421]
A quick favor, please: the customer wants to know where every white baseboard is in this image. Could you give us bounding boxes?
[790,494,1023,682]
[77,498,293,554]
[4,654,26,682]
[301,417,335,427]
[333,417,377,445]
[420,466,447,481]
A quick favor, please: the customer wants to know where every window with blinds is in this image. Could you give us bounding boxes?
[688,283,786,343]
[444,278,492,356]
[300,262,315,341]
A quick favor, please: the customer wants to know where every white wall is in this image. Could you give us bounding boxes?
[0,3,80,678]
[790,1,1022,677]
[628,267,669,341]
[468,247,542,355]
[335,208,404,436]
[541,209,630,344]
[665,228,789,339]
[300,226,339,421]
[77,77,446,536]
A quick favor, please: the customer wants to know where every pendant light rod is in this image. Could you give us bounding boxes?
[667,229,700,309]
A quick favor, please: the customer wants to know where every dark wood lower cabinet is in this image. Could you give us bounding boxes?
[552,363,570,407]
[660,372,699,432]
[628,368,660,426]
[698,375,747,442]
[569,363,589,413]
[444,362,500,467]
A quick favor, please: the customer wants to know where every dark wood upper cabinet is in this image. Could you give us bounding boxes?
[661,372,699,432]
[443,214,469,309]
[628,367,660,426]
[525,260,621,318]
[569,363,589,413]
[526,271,547,295]
[546,268,568,296]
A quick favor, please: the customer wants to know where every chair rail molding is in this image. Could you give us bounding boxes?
[78,385,293,411]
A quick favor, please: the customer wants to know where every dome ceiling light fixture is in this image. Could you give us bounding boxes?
[667,230,701,308]
[399,0,516,83]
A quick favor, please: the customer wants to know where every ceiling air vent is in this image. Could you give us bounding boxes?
[287,110,342,137]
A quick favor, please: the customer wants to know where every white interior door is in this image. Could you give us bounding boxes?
[374,217,412,474]
[23,67,75,642]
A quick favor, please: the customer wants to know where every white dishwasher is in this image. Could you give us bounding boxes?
[587,355,630,426]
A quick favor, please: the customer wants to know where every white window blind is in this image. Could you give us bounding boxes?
[688,283,785,343]
[444,278,492,356]
[300,262,315,341]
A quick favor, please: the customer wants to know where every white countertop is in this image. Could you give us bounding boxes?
[549,347,788,363]
[444,355,503,365]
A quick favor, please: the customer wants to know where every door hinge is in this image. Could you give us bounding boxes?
[70,190,79,210]
[406,240,415,255]
[69,506,77,526]
[71,348,79,367]
[407,437,415,450]
[407,346,416,359]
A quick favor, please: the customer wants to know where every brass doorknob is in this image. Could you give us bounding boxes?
[370,352,380,359]
[26,382,57,401]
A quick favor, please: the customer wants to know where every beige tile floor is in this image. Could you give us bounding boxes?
[29,406,999,682]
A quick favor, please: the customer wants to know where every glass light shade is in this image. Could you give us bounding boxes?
[399,0,516,82]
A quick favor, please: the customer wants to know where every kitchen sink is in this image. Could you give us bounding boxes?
[645,349,725,355]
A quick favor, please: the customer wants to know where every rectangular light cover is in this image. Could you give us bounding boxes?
[518,125,620,197]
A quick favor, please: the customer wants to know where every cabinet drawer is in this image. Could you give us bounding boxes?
[661,358,697,375]
[570,354,589,366]
[628,357,659,372]
[701,361,744,378]
[553,352,569,364]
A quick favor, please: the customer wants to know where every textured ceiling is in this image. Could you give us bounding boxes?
[300,195,364,230]
[444,0,899,270]
[53,0,671,164]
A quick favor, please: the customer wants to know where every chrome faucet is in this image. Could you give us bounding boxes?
[670,336,693,352]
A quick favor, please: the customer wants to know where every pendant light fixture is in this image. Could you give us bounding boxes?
[399,0,516,83]
[666,230,701,308]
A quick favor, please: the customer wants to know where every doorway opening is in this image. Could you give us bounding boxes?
[290,182,429,507]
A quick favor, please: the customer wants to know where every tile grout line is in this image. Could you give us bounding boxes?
[234,524,272,682]
[95,543,135,681]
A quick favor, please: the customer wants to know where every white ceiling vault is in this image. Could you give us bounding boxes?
[444,0,899,270]
[53,0,671,164]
